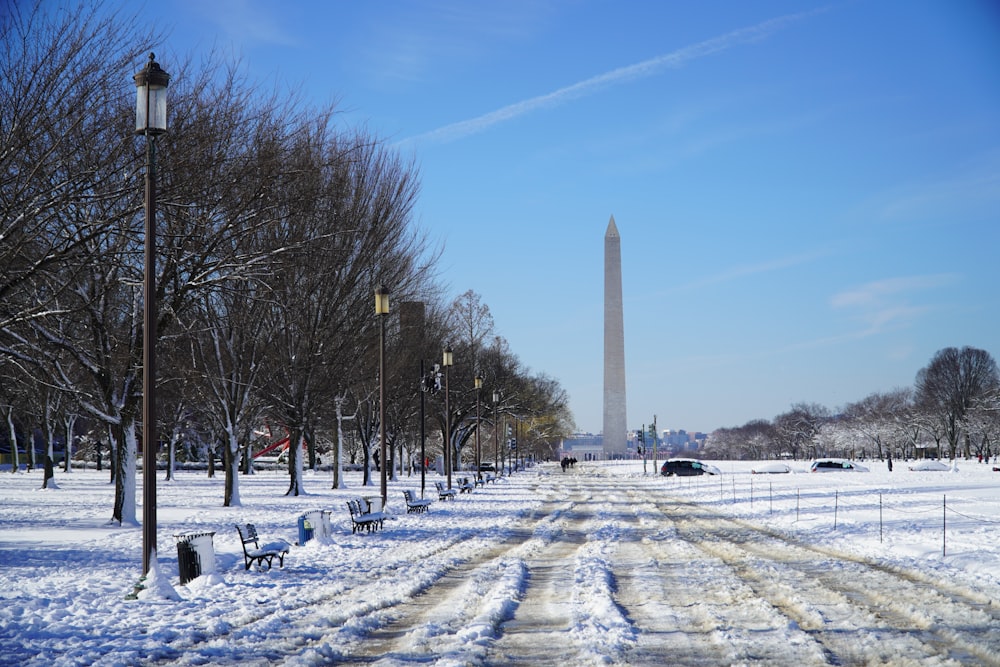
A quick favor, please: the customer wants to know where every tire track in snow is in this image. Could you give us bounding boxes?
[486,476,640,666]
[608,484,828,666]
[317,488,582,665]
[326,474,643,666]
[656,496,1000,666]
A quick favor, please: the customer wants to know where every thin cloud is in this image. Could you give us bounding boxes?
[819,273,960,344]
[830,274,959,309]
[669,251,828,293]
[401,8,827,146]
[771,274,957,353]
[877,168,1000,222]
[197,0,300,48]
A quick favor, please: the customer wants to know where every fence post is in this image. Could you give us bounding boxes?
[942,494,946,558]
[879,493,883,543]
[834,489,839,530]
[796,488,800,522]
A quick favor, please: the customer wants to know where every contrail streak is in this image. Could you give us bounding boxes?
[402,8,826,146]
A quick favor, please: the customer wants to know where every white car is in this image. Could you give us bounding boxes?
[752,462,792,474]
[907,460,951,472]
[810,458,869,473]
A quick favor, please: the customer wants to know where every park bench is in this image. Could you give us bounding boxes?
[346,498,384,533]
[402,489,433,513]
[458,477,475,493]
[235,523,290,571]
[434,481,458,501]
[484,473,496,484]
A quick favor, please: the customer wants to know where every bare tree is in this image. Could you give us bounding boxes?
[843,388,912,460]
[255,121,423,496]
[0,3,153,335]
[962,386,1000,461]
[915,346,1000,459]
[773,402,830,460]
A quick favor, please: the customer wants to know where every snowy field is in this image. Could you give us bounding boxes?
[1,459,999,666]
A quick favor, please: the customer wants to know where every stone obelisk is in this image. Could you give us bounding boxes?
[603,216,627,457]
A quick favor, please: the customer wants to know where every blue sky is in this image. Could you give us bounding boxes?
[113,0,998,434]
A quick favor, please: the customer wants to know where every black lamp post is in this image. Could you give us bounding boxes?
[135,53,169,577]
[493,390,500,473]
[442,346,453,489]
[419,360,426,498]
[474,375,483,479]
[375,285,389,509]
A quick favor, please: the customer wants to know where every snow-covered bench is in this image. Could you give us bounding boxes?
[402,489,433,513]
[458,477,475,493]
[434,481,458,501]
[235,523,289,570]
[346,499,384,533]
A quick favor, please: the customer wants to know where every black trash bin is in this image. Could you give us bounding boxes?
[174,531,216,585]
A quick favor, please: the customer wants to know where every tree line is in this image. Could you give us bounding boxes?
[0,2,573,522]
[705,346,1000,463]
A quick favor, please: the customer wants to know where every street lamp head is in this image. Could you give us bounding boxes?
[442,346,453,368]
[374,284,390,315]
[134,53,170,135]
[475,375,483,390]
[493,390,500,403]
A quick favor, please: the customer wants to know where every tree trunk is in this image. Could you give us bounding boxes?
[111,420,138,526]
[165,424,180,482]
[332,397,351,489]
[223,428,242,507]
[63,414,77,473]
[285,428,305,496]
[107,425,117,485]
[42,455,57,489]
[6,407,19,473]
[207,444,215,478]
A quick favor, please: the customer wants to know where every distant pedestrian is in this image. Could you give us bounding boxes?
[887,456,893,472]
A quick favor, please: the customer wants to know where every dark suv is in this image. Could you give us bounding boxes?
[809,458,869,473]
[660,458,711,476]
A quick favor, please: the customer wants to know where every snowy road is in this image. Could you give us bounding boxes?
[323,468,1000,666]
[6,464,1000,667]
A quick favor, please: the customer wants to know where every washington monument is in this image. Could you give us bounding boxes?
[603,216,627,456]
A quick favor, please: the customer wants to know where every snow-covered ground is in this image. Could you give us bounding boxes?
[2,459,999,666]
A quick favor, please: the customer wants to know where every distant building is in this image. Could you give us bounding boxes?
[559,433,608,461]
[660,429,709,452]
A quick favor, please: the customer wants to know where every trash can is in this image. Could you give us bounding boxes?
[298,509,332,544]
[315,510,332,538]
[174,531,216,585]
[297,514,315,545]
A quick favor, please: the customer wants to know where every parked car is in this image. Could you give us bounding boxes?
[907,460,951,472]
[809,458,869,473]
[660,458,719,476]
[478,463,495,472]
[752,462,792,474]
